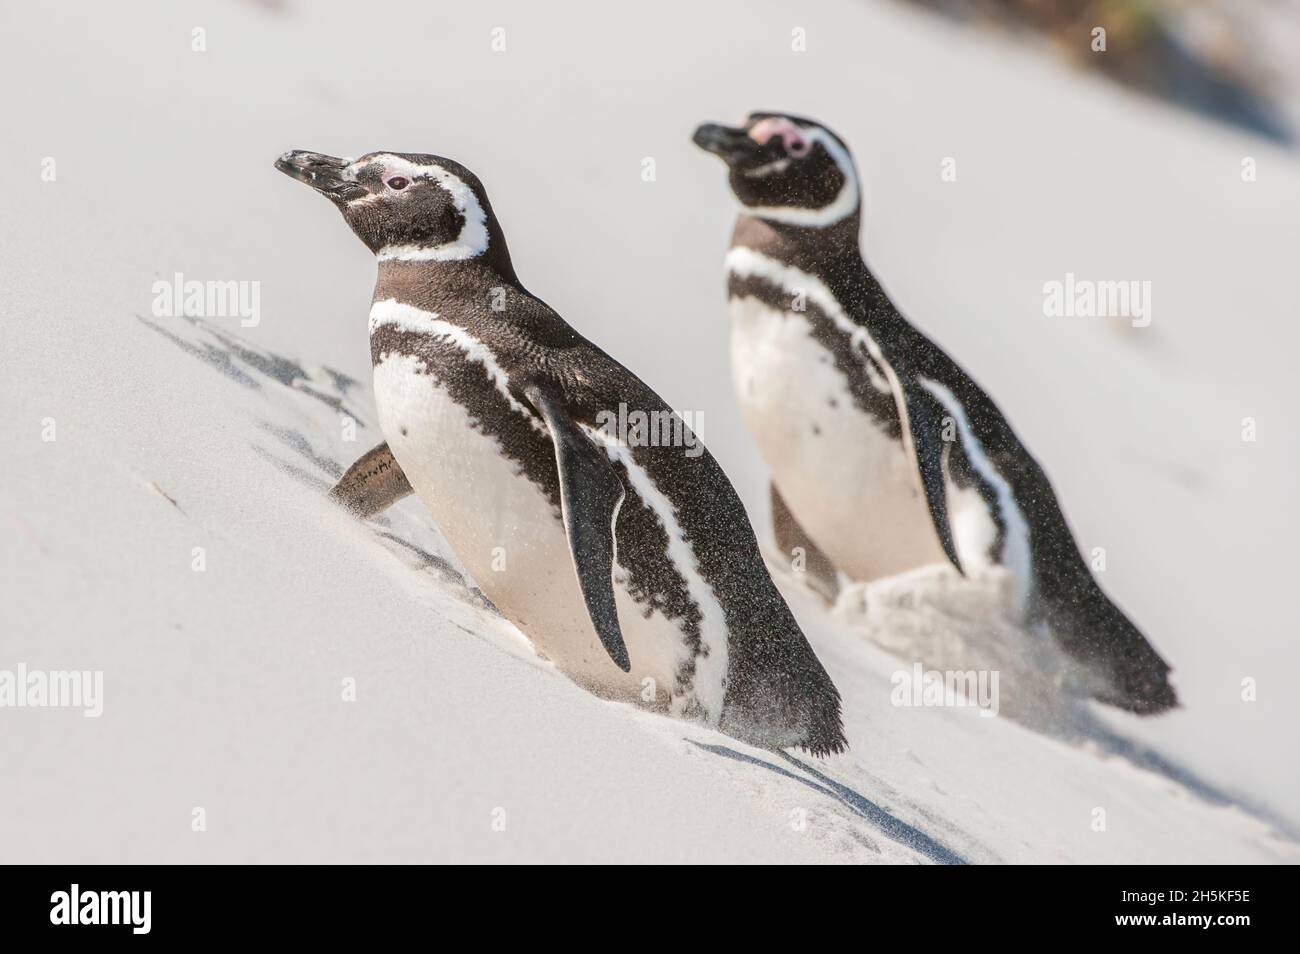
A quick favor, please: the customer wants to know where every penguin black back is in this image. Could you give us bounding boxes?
[694,113,1177,714]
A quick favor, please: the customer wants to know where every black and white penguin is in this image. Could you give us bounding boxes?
[692,113,1177,714]
[276,149,846,754]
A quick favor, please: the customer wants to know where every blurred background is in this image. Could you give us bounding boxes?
[908,0,1298,141]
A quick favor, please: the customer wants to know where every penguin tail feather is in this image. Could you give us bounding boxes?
[1049,589,1179,716]
[720,651,848,757]
[798,724,849,759]
[783,653,848,757]
[795,690,849,758]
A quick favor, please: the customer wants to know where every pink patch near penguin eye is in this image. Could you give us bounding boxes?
[748,117,810,156]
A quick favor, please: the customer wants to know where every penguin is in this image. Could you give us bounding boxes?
[692,113,1177,714]
[276,148,846,754]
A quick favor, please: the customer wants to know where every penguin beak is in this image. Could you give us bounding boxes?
[275,150,366,202]
[692,123,763,165]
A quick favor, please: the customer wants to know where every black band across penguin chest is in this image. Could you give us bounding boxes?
[726,271,902,436]
[724,244,952,581]
[368,312,714,706]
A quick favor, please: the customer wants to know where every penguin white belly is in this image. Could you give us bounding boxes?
[372,353,689,703]
[729,296,947,581]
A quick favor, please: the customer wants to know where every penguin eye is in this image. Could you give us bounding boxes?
[386,176,410,191]
[787,139,811,158]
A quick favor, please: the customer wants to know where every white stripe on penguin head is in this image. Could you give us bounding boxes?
[354,154,490,262]
[739,126,860,229]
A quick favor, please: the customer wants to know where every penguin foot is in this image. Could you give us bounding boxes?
[329,441,413,518]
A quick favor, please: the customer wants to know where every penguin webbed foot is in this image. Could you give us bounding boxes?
[329,441,413,518]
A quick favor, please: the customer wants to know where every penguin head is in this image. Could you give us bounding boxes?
[275,150,498,263]
[692,113,860,228]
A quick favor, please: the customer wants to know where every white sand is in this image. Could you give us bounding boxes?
[2,0,1296,862]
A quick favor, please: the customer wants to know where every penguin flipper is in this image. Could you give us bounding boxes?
[892,378,965,575]
[329,441,413,518]
[526,385,632,672]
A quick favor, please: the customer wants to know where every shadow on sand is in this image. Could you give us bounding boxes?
[1062,708,1299,842]
[690,740,966,864]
